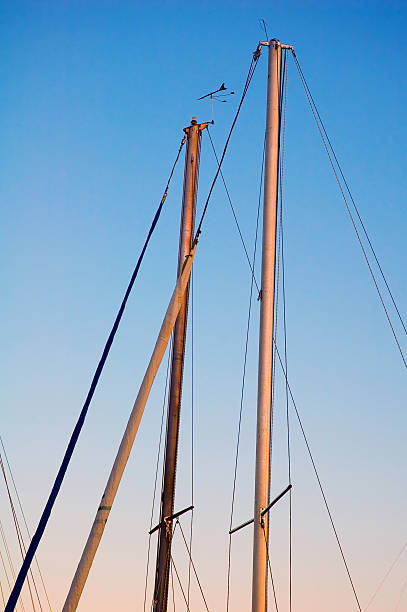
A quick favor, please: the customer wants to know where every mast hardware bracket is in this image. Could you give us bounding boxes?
[229,484,292,535]
[149,505,194,535]
[259,40,294,51]
[184,121,209,135]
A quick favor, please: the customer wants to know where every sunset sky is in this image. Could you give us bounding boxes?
[2,1,407,611]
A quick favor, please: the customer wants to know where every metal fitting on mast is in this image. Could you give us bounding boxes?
[184,116,209,136]
[259,39,294,51]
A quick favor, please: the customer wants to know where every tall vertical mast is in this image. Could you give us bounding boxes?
[252,39,282,612]
[153,117,205,612]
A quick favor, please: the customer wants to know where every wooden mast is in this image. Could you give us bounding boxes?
[153,117,205,612]
[252,39,282,612]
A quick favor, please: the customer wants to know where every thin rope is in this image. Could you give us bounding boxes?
[170,562,176,612]
[278,50,293,612]
[187,269,194,608]
[170,556,191,612]
[194,47,261,243]
[273,341,362,611]
[177,520,210,612]
[262,525,279,612]
[226,135,265,612]
[0,523,16,583]
[0,437,52,611]
[5,132,187,612]
[0,547,12,591]
[0,443,45,611]
[143,338,173,612]
[0,520,25,612]
[0,453,37,611]
[365,540,407,610]
[0,574,5,607]
[293,54,407,340]
[291,50,407,371]
[0,546,19,611]
[150,521,178,612]
[206,128,260,294]
[263,48,287,611]
[269,47,287,493]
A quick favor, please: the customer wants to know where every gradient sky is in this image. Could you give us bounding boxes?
[1,1,407,611]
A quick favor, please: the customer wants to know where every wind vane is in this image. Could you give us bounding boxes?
[198,82,234,123]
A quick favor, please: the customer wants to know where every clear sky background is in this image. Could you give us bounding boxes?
[1,1,407,611]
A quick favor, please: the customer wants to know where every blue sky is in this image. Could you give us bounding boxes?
[1,2,407,610]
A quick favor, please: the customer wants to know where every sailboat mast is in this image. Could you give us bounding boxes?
[252,39,282,612]
[153,117,204,612]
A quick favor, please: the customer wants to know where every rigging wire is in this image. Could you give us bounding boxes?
[281,166,293,612]
[0,574,5,607]
[193,46,261,244]
[278,50,293,612]
[265,47,289,612]
[187,269,195,608]
[5,132,187,612]
[269,47,288,497]
[0,546,12,593]
[274,49,292,612]
[0,520,25,612]
[206,127,260,294]
[170,556,190,612]
[0,453,38,611]
[273,341,363,611]
[150,522,178,612]
[170,562,176,612]
[225,135,265,612]
[262,52,287,612]
[291,50,407,370]
[143,338,173,612]
[177,520,210,612]
[262,526,279,612]
[293,53,407,341]
[167,525,189,612]
[365,540,407,610]
[0,544,18,611]
[0,438,52,611]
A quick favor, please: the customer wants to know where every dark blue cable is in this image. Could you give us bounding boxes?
[5,136,186,611]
